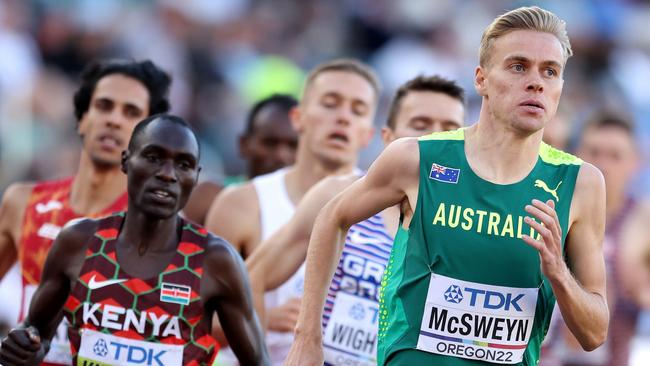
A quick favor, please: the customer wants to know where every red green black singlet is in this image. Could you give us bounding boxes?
[64,213,218,366]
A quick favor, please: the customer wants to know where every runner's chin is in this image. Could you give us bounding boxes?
[140,195,177,219]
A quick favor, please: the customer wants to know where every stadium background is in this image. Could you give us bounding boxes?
[0,0,648,364]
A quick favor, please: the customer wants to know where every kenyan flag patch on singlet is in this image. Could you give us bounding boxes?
[160,283,191,305]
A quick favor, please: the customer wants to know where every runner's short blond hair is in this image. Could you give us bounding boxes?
[479,6,572,67]
[303,58,380,100]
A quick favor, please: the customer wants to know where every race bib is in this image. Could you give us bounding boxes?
[77,329,183,366]
[44,319,73,364]
[323,292,378,366]
[416,273,538,364]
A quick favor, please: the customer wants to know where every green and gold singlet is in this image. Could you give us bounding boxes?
[377,129,582,365]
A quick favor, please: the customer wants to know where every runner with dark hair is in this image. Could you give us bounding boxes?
[0,58,172,365]
[0,115,269,366]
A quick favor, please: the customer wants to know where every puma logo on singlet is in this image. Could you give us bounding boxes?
[35,200,63,214]
[534,179,562,202]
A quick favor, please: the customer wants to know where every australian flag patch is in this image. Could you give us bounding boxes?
[429,163,460,184]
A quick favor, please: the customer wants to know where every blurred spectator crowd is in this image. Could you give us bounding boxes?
[0,0,648,190]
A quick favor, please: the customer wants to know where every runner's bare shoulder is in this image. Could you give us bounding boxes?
[365,137,420,189]
[307,173,363,202]
[202,233,250,296]
[214,182,257,213]
[1,181,35,209]
[205,233,237,254]
[0,181,36,228]
[204,234,246,275]
[53,218,102,255]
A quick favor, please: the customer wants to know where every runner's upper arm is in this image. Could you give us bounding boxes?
[247,175,358,292]
[203,236,268,364]
[0,182,34,278]
[565,163,607,297]
[204,184,258,257]
[26,218,95,340]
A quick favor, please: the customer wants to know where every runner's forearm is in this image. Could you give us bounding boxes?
[294,204,348,338]
[551,266,608,350]
[246,266,268,329]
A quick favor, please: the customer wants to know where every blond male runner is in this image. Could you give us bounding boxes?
[287,6,608,366]
[246,75,465,366]
[205,59,378,365]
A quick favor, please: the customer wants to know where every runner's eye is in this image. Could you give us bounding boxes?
[544,68,557,77]
[321,94,341,109]
[511,64,525,72]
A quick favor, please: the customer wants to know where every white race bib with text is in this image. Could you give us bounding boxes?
[77,329,183,366]
[323,292,378,366]
[416,273,538,364]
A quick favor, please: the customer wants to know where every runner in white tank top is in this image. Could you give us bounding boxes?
[255,168,302,364]
[217,168,299,365]
[255,167,367,365]
[206,59,381,365]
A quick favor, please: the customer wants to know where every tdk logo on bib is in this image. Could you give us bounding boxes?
[93,339,108,357]
[90,338,167,365]
[105,341,165,365]
[465,287,525,312]
[78,329,183,366]
[444,285,463,304]
[443,284,525,311]
[349,302,366,320]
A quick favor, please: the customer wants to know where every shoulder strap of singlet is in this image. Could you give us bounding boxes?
[89,213,125,252]
[252,168,294,239]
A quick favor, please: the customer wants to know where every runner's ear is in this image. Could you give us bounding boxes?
[121,150,129,174]
[474,66,487,97]
[289,106,304,133]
